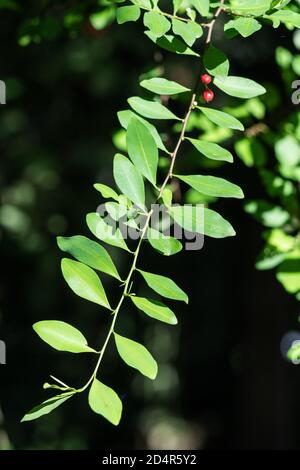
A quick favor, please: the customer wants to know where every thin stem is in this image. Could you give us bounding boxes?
[77,1,226,394]
[139,5,209,26]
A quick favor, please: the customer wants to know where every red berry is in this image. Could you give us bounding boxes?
[202,90,214,103]
[201,73,212,85]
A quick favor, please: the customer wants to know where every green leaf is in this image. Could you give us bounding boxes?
[147,227,182,256]
[21,392,75,422]
[203,45,229,78]
[86,212,130,252]
[33,320,96,353]
[126,118,158,186]
[244,200,290,228]
[229,0,272,17]
[131,296,178,325]
[57,236,121,280]
[172,18,203,47]
[145,31,199,56]
[186,138,233,163]
[128,96,181,121]
[114,333,158,379]
[224,18,262,38]
[138,269,188,303]
[161,188,173,206]
[61,258,111,309]
[169,206,236,238]
[118,109,168,153]
[175,174,244,199]
[276,250,300,294]
[191,0,210,16]
[113,153,145,208]
[198,107,244,130]
[105,201,128,222]
[144,11,171,37]
[93,183,119,201]
[116,5,140,24]
[140,77,190,95]
[131,0,152,8]
[88,378,122,426]
[265,10,300,28]
[214,76,266,99]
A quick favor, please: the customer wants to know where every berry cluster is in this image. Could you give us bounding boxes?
[201,73,214,103]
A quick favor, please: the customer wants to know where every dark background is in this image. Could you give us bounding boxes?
[1,2,300,450]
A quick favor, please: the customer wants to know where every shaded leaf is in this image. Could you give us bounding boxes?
[145,31,199,56]
[203,45,229,78]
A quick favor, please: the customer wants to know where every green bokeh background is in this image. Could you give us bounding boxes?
[1,0,300,450]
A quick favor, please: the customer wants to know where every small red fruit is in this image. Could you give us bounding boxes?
[202,90,214,103]
[201,73,212,85]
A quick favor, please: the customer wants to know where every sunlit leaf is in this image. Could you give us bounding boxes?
[131,296,178,325]
[138,269,188,303]
[114,333,158,379]
[88,378,122,426]
[33,320,96,353]
[61,258,111,309]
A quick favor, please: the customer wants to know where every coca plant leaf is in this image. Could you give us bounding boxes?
[33,320,96,353]
[114,333,158,379]
[61,258,111,309]
[126,117,158,185]
[88,379,122,426]
[131,296,178,325]
[57,235,121,280]
[138,269,189,303]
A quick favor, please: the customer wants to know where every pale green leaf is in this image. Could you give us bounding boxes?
[86,212,130,252]
[175,174,244,199]
[61,258,111,309]
[198,107,244,130]
[224,18,262,37]
[191,0,210,16]
[114,333,158,379]
[276,250,300,294]
[33,320,96,353]
[131,296,178,325]
[116,5,140,24]
[144,11,171,37]
[21,392,75,422]
[126,117,158,186]
[229,0,272,16]
[214,76,266,99]
[147,226,182,255]
[140,77,190,95]
[265,10,300,28]
[93,183,119,201]
[186,138,233,163]
[169,205,236,238]
[138,269,188,303]
[88,378,122,426]
[128,96,181,120]
[113,153,145,208]
[172,18,203,47]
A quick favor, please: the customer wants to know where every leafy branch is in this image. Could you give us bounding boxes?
[21,0,297,426]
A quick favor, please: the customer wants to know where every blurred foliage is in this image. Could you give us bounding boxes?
[1,0,300,450]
